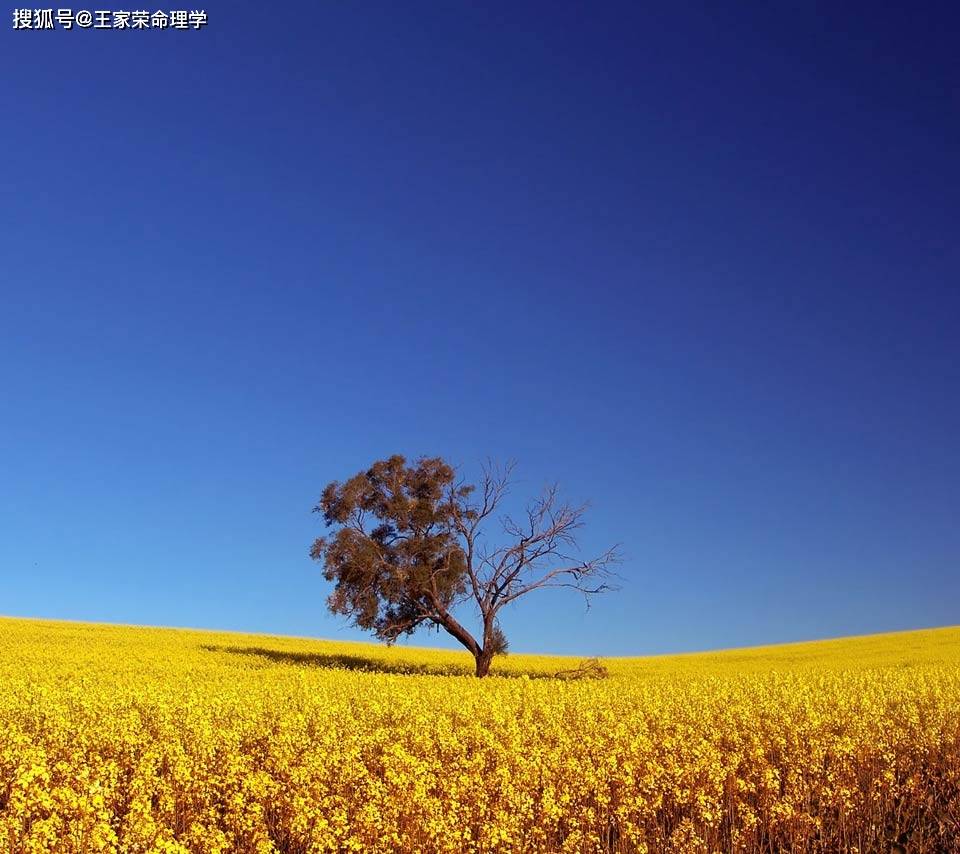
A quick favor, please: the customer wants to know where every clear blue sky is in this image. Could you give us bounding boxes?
[2,2,957,655]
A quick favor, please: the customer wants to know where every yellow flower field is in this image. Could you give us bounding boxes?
[1,617,959,853]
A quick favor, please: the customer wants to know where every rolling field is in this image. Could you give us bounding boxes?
[1,618,959,853]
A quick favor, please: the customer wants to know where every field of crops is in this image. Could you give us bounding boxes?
[1,617,959,853]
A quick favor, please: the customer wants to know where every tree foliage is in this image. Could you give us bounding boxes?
[311,455,619,676]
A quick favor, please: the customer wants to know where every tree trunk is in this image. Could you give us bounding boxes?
[474,648,494,678]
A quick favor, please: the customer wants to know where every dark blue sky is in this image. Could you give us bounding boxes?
[2,2,957,654]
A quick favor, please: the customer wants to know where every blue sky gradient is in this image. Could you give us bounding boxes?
[2,2,958,654]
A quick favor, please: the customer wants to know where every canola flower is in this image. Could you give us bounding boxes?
[1,618,959,853]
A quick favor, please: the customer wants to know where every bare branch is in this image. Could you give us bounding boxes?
[495,543,622,609]
[447,460,513,611]
[470,484,622,613]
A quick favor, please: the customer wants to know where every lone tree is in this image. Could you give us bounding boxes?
[310,455,620,677]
